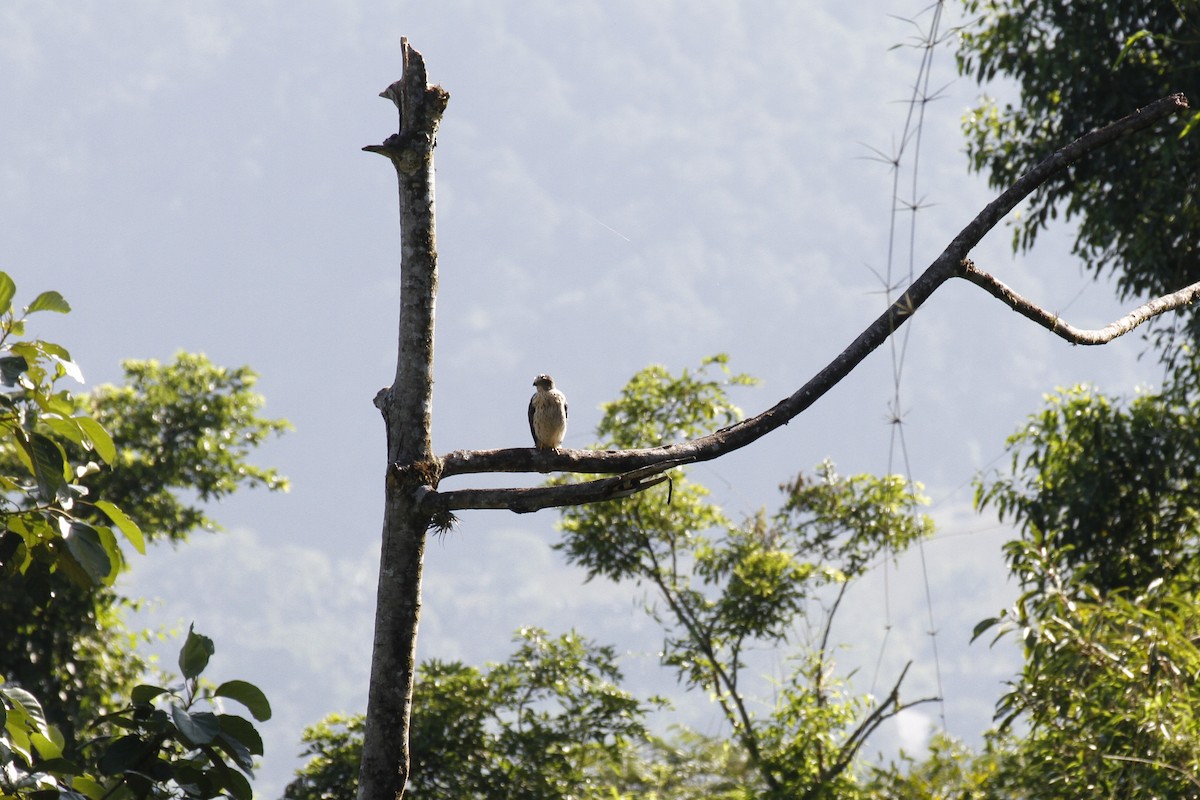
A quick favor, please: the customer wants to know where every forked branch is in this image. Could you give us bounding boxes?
[423,93,1191,514]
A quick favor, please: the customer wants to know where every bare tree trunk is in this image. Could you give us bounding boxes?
[357,40,448,800]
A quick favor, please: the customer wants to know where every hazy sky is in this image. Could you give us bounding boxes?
[1,1,1166,795]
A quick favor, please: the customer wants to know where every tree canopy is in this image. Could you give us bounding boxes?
[1,274,283,800]
[959,0,1200,342]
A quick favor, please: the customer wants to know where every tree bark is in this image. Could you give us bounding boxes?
[352,32,1188,794]
[357,40,448,800]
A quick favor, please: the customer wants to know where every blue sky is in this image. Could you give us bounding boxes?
[1,1,1163,795]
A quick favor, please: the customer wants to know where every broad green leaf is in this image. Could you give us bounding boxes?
[170,706,219,746]
[60,520,113,586]
[96,500,145,555]
[36,389,76,417]
[131,684,170,705]
[0,529,28,577]
[72,775,107,800]
[218,714,263,756]
[214,680,271,722]
[179,624,215,679]
[26,290,71,315]
[218,760,254,800]
[2,685,49,736]
[0,273,15,315]
[215,729,255,772]
[31,730,63,759]
[44,416,88,449]
[29,432,69,500]
[5,720,33,764]
[76,416,117,463]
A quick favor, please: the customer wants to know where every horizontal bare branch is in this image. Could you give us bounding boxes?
[962,260,1200,345]
[419,461,686,514]
[437,93,1190,482]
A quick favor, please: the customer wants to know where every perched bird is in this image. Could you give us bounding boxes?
[528,374,568,450]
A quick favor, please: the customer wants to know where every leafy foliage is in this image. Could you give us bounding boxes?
[0,273,127,586]
[976,363,1200,594]
[0,273,287,773]
[1,625,271,800]
[963,372,1200,796]
[80,354,290,544]
[556,357,935,798]
[283,628,661,800]
[864,732,1013,800]
[971,544,1200,797]
[957,0,1200,343]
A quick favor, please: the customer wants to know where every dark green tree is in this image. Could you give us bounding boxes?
[975,355,1200,595]
[965,373,1200,796]
[958,0,1200,343]
[0,275,277,799]
[0,352,289,747]
[867,374,1200,797]
[3,625,273,800]
[283,628,661,800]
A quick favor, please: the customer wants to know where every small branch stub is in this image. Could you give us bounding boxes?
[363,38,450,171]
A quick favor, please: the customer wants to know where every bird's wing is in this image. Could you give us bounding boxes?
[527,394,537,444]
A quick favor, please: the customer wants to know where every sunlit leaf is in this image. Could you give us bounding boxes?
[96,499,145,555]
[26,290,71,315]
[0,272,15,315]
[76,416,117,463]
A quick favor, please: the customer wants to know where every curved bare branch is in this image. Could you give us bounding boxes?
[438,93,1189,482]
[962,259,1200,344]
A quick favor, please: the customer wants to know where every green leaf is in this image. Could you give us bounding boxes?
[217,760,254,800]
[0,529,28,577]
[218,714,263,756]
[71,775,107,800]
[29,431,69,501]
[25,290,71,315]
[6,720,33,764]
[60,520,113,586]
[31,730,64,759]
[131,684,170,706]
[1,684,49,735]
[0,273,15,315]
[96,500,145,555]
[170,706,220,746]
[971,617,1001,643]
[179,624,215,679]
[215,729,256,772]
[76,416,117,463]
[214,680,272,722]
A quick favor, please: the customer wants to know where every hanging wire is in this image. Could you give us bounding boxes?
[866,0,949,730]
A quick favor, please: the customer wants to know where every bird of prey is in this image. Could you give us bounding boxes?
[528,374,568,450]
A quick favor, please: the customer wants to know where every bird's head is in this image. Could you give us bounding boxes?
[532,374,555,391]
